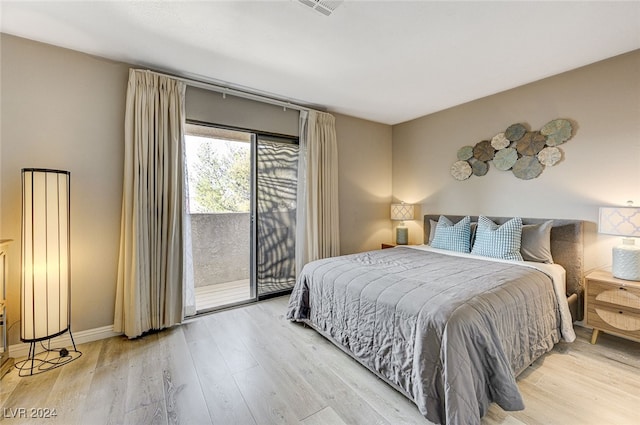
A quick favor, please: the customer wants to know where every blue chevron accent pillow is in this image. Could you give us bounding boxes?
[471,216,524,261]
[431,215,471,253]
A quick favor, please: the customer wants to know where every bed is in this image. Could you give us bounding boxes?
[287,215,584,425]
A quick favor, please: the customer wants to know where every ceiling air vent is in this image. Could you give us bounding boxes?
[298,0,343,16]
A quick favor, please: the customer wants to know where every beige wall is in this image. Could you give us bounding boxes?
[392,50,640,271]
[186,86,299,136]
[1,34,130,344]
[0,35,393,344]
[334,113,393,254]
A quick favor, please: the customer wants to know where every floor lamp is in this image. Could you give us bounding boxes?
[15,169,81,376]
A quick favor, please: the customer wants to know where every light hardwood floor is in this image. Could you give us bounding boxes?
[1,296,638,425]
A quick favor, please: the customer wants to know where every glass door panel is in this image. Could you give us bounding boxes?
[256,136,298,297]
[184,124,254,313]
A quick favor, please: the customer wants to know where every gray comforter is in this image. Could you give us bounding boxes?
[287,247,570,425]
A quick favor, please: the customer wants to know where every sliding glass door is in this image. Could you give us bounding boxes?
[184,123,298,314]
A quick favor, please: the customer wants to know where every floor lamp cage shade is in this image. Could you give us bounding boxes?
[17,168,80,376]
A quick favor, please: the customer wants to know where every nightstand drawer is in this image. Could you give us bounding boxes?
[586,304,640,339]
[586,280,640,309]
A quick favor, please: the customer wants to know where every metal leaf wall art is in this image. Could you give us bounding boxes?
[450,119,574,181]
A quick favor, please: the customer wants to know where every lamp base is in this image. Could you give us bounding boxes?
[612,242,640,281]
[396,226,408,245]
[15,330,82,377]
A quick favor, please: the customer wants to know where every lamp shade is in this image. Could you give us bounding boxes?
[21,169,71,342]
[599,206,640,281]
[390,203,414,221]
[598,207,640,237]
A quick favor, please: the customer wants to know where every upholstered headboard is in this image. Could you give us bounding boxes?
[423,215,585,321]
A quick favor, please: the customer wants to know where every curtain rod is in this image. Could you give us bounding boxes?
[142,69,316,113]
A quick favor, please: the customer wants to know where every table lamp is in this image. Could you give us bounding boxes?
[599,202,640,281]
[391,203,414,245]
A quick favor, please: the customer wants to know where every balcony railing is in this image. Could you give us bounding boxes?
[188,211,296,311]
[189,213,250,287]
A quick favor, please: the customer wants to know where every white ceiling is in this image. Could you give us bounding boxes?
[1,1,639,125]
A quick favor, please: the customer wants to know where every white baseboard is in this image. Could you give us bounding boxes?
[8,325,122,359]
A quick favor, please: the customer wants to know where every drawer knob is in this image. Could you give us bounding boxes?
[619,287,627,291]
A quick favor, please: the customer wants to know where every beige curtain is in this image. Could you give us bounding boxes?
[296,110,340,273]
[114,69,186,338]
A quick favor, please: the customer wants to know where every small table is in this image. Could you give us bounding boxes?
[584,269,640,344]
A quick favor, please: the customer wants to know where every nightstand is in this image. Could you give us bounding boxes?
[585,269,640,344]
[381,243,417,249]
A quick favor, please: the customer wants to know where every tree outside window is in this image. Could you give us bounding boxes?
[186,135,250,214]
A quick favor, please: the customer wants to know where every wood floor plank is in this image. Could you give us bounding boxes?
[250,301,426,424]
[303,329,428,425]
[0,360,22,404]
[81,355,130,425]
[123,333,166,417]
[255,299,427,424]
[221,308,327,421]
[2,296,639,425]
[301,406,349,425]
[94,333,129,369]
[223,303,379,424]
[44,339,102,425]
[188,337,257,425]
[541,349,640,402]
[243,305,391,425]
[486,326,640,425]
[202,312,258,374]
[2,350,64,418]
[233,364,302,425]
[123,399,167,425]
[520,356,639,424]
[288,360,391,425]
[156,327,212,425]
[181,318,213,343]
[482,411,527,425]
